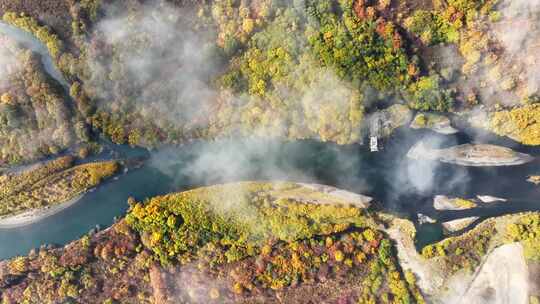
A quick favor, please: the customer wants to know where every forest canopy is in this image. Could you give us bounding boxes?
[1,0,540,156]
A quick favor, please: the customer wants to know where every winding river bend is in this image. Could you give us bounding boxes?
[1,22,540,260]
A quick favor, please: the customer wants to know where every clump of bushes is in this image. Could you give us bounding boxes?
[0,156,74,199]
[506,214,540,260]
[307,0,414,91]
[407,75,454,111]
[404,10,460,45]
[127,182,423,302]
[490,104,540,146]
[0,36,82,165]
[421,221,495,274]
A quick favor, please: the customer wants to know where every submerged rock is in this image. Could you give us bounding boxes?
[433,195,477,211]
[407,141,534,166]
[442,217,479,233]
[410,113,458,135]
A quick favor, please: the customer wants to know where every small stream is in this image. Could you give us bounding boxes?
[0,22,539,260]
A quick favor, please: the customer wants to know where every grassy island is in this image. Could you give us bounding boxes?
[0,182,425,304]
[0,155,118,220]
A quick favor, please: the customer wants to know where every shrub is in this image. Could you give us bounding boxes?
[404,10,460,45]
[407,75,454,111]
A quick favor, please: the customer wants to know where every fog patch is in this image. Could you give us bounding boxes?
[148,137,372,196]
[0,35,21,89]
[490,0,540,98]
[386,134,470,201]
[159,263,232,303]
[85,0,220,129]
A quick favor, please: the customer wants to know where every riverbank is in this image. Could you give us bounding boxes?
[387,213,539,303]
[0,194,84,229]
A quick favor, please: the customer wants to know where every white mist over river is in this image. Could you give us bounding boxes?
[0,133,539,259]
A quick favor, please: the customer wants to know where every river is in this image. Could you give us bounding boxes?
[0,22,539,260]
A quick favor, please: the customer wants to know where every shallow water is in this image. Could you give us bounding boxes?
[0,22,539,260]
